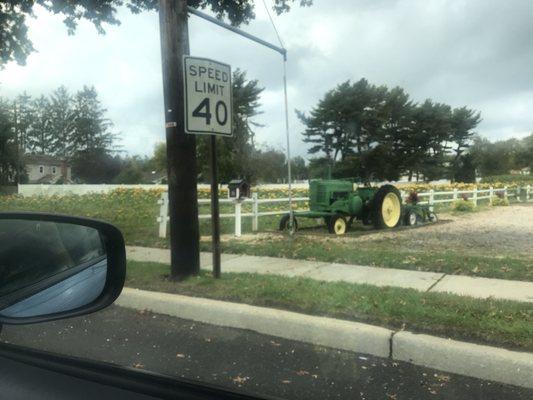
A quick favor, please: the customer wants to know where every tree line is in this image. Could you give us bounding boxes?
[3,73,530,187]
[299,78,483,182]
[0,85,117,184]
[470,134,533,178]
[0,70,306,185]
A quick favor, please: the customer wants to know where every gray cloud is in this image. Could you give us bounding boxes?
[1,0,532,159]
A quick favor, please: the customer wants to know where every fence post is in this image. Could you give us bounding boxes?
[157,192,169,238]
[472,187,478,206]
[234,200,242,238]
[527,185,531,202]
[489,186,494,205]
[453,188,458,201]
[429,189,434,212]
[252,193,259,232]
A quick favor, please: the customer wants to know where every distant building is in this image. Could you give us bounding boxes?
[24,154,72,184]
[510,167,531,176]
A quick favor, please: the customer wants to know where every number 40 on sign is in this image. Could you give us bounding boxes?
[183,56,233,137]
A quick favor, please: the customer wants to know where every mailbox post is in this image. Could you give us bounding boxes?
[228,180,251,238]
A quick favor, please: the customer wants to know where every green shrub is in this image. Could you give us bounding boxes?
[452,199,476,212]
[491,196,510,206]
[481,174,533,185]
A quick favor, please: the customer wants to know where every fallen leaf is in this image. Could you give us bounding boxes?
[281,380,291,384]
[176,353,186,358]
[232,375,249,384]
[270,340,281,347]
[435,373,450,383]
[132,363,144,369]
[296,370,309,376]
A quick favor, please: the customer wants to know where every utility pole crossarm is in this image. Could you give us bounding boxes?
[187,7,287,58]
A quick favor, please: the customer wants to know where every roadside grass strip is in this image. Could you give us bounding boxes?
[126,261,533,352]
[202,236,533,282]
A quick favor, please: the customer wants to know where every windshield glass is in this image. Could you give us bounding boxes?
[0,1,532,399]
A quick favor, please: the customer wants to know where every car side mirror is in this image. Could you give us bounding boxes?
[0,213,126,325]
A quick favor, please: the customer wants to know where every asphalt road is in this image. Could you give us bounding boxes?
[1,305,531,400]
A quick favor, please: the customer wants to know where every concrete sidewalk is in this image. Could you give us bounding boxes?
[126,246,533,303]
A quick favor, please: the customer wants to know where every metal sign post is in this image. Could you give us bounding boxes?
[208,135,221,278]
[184,56,233,278]
[187,7,295,233]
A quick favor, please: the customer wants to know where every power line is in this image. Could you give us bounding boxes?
[261,0,286,50]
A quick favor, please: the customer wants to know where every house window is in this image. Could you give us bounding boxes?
[39,166,44,174]
[52,167,57,174]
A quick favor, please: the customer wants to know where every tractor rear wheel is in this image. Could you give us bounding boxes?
[372,185,402,229]
[328,215,348,235]
[279,214,298,233]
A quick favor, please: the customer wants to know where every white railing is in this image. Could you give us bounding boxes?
[402,185,531,211]
[157,185,532,238]
[17,182,309,197]
[157,192,309,238]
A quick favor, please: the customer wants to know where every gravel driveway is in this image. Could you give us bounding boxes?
[354,203,533,257]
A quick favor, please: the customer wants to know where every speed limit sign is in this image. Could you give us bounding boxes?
[183,56,233,137]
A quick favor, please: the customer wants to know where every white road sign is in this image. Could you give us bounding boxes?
[183,56,233,137]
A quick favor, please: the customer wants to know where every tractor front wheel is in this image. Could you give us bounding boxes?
[328,215,348,235]
[372,185,403,229]
[405,210,419,226]
[279,214,298,233]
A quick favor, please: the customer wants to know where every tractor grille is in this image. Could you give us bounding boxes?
[316,186,327,203]
[310,182,328,209]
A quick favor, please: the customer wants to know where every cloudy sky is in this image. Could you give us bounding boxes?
[1,0,532,158]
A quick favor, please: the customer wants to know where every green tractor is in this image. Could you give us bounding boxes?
[280,179,404,235]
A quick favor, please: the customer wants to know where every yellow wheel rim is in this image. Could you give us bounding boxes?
[334,218,346,235]
[382,192,401,228]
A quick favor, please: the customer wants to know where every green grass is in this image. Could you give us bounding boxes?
[126,261,533,351]
[203,236,533,282]
[2,190,531,281]
[0,190,304,246]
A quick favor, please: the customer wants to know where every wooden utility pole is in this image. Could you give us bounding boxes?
[158,0,200,279]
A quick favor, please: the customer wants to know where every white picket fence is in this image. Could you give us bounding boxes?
[157,193,309,238]
[157,185,532,238]
[17,182,310,197]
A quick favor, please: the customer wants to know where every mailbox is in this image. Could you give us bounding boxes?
[228,179,251,200]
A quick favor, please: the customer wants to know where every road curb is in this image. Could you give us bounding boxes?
[116,288,392,358]
[116,287,533,389]
[393,331,533,389]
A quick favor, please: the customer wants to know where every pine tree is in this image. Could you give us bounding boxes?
[26,96,53,155]
[0,98,19,185]
[12,92,33,153]
[71,86,116,154]
[69,86,119,183]
[48,86,75,158]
